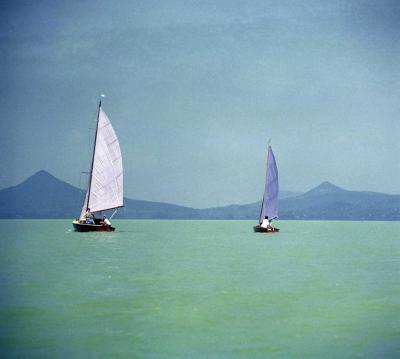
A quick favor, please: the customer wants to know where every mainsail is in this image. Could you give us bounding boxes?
[80,106,123,218]
[259,145,279,223]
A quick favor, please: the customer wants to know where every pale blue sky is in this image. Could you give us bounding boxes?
[1,0,399,207]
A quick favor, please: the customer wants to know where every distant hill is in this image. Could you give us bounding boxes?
[0,171,399,220]
[279,181,400,221]
[0,170,197,219]
[198,181,400,220]
[0,171,85,219]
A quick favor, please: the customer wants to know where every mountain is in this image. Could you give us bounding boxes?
[118,198,197,219]
[0,171,85,219]
[0,171,399,220]
[303,181,343,196]
[0,170,197,219]
[279,181,400,220]
[185,181,399,220]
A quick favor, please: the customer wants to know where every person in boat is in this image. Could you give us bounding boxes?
[85,208,94,224]
[261,215,272,229]
[102,215,111,227]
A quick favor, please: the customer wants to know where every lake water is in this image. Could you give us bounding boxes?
[0,220,399,358]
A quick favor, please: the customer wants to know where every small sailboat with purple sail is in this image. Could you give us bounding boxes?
[72,98,123,232]
[254,145,279,233]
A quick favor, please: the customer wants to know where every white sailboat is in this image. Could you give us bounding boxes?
[254,145,279,233]
[72,99,123,232]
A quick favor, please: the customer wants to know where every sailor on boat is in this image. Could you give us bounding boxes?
[102,215,111,227]
[85,208,94,224]
[260,216,272,229]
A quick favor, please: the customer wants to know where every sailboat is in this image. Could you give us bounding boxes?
[254,145,279,233]
[72,99,123,232]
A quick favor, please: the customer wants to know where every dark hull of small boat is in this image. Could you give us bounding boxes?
[72,221,115,232]
[253,225,280,233]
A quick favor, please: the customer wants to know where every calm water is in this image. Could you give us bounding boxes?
[0,220,399,358]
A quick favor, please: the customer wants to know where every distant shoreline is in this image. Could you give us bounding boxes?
[1,171,399,221]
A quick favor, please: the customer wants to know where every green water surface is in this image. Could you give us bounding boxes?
[0,220,399,358]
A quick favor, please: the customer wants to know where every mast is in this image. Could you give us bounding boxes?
[259,145,269,223]
[86,99,102,211]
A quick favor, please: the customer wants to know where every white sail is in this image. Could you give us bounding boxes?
[80,190,89,219]
[80,108,123,217]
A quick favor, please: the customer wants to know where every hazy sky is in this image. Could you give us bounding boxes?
[1,0,399,208]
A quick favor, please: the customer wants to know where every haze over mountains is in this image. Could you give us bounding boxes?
[0,171,398,220]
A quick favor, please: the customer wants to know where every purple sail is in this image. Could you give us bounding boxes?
[259,146,279,223]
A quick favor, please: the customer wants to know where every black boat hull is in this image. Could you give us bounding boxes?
[72,220,115,232]
[253,225,280,233]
